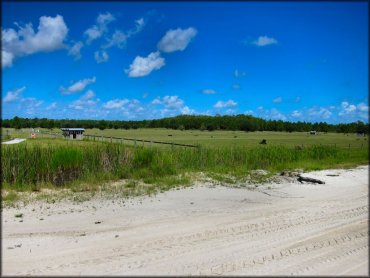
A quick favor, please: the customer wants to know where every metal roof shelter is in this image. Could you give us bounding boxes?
[61,128,85,140]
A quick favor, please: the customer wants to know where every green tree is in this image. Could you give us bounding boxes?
[13,116,22,129]
[98,120,107,130]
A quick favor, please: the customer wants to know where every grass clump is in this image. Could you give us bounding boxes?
[2,192,20,203]
[1,141,368,197]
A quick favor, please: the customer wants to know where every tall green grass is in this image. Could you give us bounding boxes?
[1,142,368,189]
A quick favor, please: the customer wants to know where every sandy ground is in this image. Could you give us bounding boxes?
[2,165,369,276]
[1,138,26,145]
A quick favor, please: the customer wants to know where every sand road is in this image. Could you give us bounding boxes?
[1,138,26,145]
[2,166,368,276]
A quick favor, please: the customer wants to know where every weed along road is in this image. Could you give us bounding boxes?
[2,165,368,275]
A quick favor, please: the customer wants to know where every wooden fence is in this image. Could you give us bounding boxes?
[39,130,64,138]
[84,134,199,149]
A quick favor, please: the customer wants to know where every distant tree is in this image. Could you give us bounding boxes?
[356,121,366,134]
[4,115,363,134]
[13,116,22,130]
[206,123,215,131]
[46,119,54,130]
[98,120,107,130]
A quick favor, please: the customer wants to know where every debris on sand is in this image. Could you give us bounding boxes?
[297,175,325,184]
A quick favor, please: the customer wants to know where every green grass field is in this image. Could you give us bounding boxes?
[2,128,368,149]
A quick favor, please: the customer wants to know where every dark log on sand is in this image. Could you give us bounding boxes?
[297,175,325,184]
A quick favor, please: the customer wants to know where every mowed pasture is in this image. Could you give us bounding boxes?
[84,128,368,149]
[2,128,368,149]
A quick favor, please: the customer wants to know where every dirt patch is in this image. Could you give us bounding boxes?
[2,166,368,276]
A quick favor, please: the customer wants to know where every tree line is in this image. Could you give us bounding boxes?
[2,115,369,134]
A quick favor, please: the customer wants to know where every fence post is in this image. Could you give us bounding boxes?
[171,142,174,151]
[348,144,350,149]
[134,139,137,147]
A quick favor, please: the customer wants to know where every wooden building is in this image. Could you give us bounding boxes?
[61,128,85,139]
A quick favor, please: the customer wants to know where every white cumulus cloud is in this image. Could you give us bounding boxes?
[157,27,197,53]
[149,95,194,116]
[151,97,162,105]
[254,106,287,121]
[162,95,184,109]
[202,89,216,95]
[214,100,238,108]
[125,51,165,77]
[291,110,302,118]
[244,110,254,115]
[338,101,369,121]
[2,15,68,68]
[339,101,357,115]
[68,41,83,60]
[252,36,278,47]
[234,69,246,78]
[103,30,127,49]
[103,99,129,109]
[357,102,369,112]
[84,12,115,44]
[2,50,14,67]
[21,97,44,115]
[94,50,109,63]
[69,90,100,110]
[308,106,332,119]
[273,96,282,103]
[125,17,146,38]
[270,108,287,120]
[103,17,146,49]
[181,106,195,115]
[46,102,57,110]
[60,77,96,95]
[4,86,26,103]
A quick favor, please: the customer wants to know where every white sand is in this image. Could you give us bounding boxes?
[2,138,26,144]
[2,165,368,276]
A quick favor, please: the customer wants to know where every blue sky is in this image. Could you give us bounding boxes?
[2,1,368,123]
